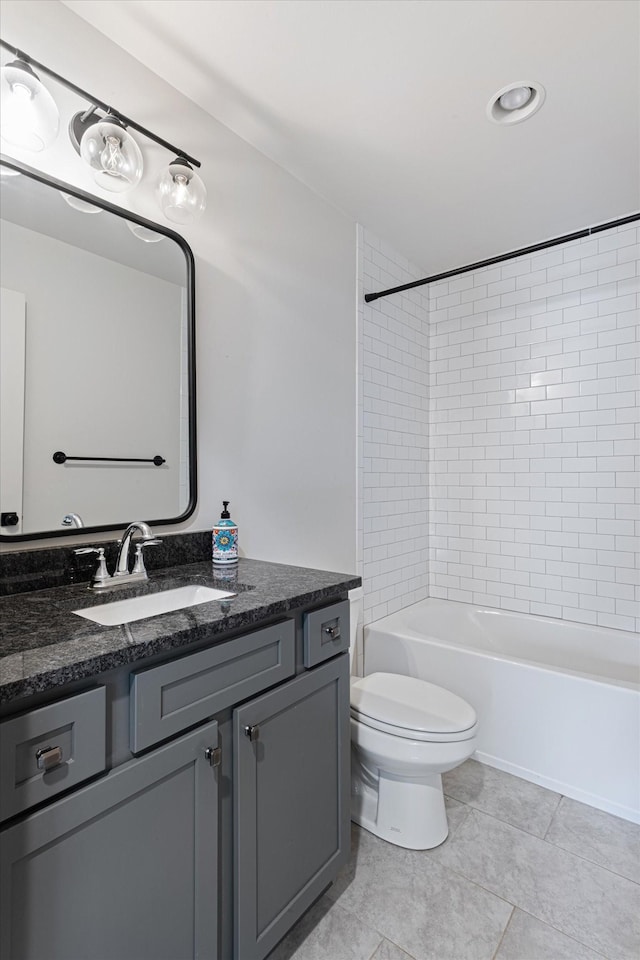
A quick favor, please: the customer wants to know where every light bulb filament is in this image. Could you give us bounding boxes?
[100,134,126,179]
[172,172,190,206]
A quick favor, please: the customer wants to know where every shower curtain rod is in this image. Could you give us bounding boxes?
[364,212,640,304]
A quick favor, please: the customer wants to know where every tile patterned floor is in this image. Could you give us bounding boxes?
[268,759,640,960]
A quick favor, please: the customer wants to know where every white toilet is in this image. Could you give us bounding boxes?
[348,589,478,850]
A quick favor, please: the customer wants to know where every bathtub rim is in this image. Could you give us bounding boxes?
[364,597,640,692]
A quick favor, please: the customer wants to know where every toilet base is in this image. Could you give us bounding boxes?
[351,760,449,850]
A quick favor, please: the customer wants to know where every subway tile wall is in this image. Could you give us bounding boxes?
[428,223,640,632]
[357,226,429,627]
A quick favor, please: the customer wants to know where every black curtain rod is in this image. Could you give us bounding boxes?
[0,38,201,168]
[364,212,640,304]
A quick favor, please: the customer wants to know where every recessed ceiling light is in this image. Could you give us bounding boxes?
[487,81,546,125]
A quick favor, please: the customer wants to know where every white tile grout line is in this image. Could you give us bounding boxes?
[330,808,630,960]
[541,793,563,841]
[489,905,515,960]
[443,790,640,886]
[490,906,611,960]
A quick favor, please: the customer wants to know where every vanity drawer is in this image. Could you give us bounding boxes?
[0,687,106,823]
[130,619,295,753]
[303,599,350,668]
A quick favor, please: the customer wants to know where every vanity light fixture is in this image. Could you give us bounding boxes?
[156,157,207,224]
[0,39,205,220]
[78,113,144,193]
[0,58,59,151]
[487,81,546,125]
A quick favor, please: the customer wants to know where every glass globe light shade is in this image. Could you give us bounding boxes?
[80,116,143,193]
[127,220,163,243]
[0,60,59,152]
[61,192,103,214]
[156,157,207,224]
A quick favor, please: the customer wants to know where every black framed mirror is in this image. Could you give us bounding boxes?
[0,156,196,541]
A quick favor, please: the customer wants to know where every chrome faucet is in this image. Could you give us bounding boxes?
[114,521,161,577]
[75,521,162,590]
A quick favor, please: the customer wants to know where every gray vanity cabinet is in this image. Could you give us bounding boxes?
[233,653,350,960]
[0,719,219,960]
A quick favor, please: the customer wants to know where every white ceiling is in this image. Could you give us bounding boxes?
[63,0,640,274]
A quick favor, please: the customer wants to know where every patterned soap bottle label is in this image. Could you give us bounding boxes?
[212,523,238,564]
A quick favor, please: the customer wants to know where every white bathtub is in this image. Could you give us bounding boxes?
[364,599,640,823]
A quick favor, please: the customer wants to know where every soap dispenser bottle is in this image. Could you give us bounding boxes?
[212,501,238,566]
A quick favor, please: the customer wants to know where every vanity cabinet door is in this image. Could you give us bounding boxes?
[234,654,350,960]
[0,720,219,960]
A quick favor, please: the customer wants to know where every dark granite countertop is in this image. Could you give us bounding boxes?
[0,557,361,705]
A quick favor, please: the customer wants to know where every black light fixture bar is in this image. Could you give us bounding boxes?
[364,212,640,303]
[0,38,201,168]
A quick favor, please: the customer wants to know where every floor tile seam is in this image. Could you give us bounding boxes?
[538,832,640,887]
[339,852,514,958]
[363,929,388,960]
[437,851,636,960]
[445,797,559,841]
[541,791,564,840]
[488,904,515,960]
[443,792,472,838]
[445,770,562,811]
[375,934,420,960]
[510,906,612,960]
[431,856,518,915]
[460,805,640,887]
[330,897,388,958]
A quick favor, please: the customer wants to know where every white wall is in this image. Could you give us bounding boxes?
[1,219,182,534]
[429,223,639,632]
[0,0,357,573]
[357,227,429,626]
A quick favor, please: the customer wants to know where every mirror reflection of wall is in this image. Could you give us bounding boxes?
[0,163,194,539]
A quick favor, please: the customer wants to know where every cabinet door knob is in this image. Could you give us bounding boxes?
[244,725,260,742]
[205,746,222,768]
[36,745,63,771]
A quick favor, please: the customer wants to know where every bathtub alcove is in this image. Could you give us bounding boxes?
[364,598,640,823]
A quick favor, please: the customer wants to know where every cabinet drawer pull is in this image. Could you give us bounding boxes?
[324,625,339,640]
[244,725,260,742]
[35,745,63,771]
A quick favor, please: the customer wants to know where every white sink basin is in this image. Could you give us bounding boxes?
[73,585,236,626]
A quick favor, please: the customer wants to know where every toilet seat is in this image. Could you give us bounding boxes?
[350,672,477,743]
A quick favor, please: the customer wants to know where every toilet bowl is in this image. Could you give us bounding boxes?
[347,589,477,850]
[350,671,477,849]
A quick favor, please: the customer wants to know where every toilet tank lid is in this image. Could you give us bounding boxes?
[350,672,477,735]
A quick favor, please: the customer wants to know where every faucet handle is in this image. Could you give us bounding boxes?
[73,547,111,587]
[132,539,162,576]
